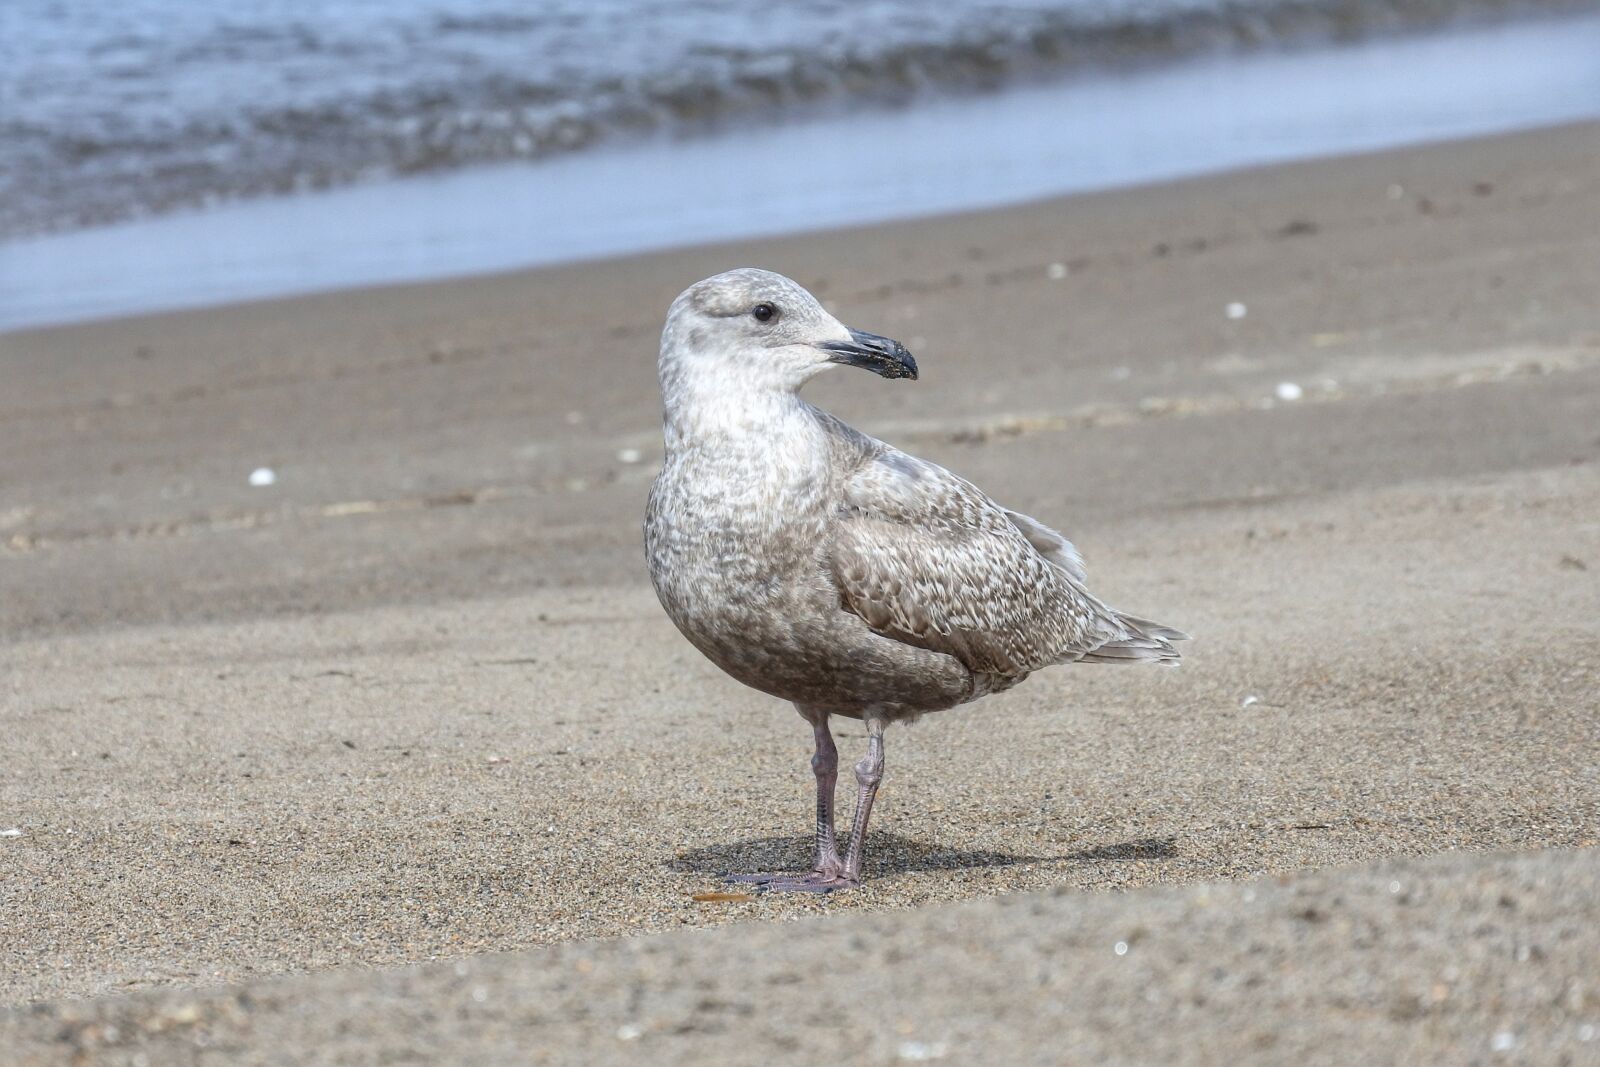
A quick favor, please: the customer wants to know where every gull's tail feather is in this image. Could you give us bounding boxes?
[1078,612,1188,666]
[1118,613,1191,644]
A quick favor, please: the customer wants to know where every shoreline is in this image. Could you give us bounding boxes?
[8,0,1590,245]
[4,11,1598,333]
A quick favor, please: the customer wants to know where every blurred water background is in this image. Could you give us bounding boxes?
[1,0,1596,328]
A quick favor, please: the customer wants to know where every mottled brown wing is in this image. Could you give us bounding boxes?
[828,448,1129,675]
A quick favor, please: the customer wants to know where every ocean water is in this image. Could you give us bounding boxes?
[3,11,1597,332]
[0,0,1582,239]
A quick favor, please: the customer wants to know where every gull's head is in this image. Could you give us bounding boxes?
[660,268,916,399]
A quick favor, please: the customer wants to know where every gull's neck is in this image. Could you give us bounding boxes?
[661,374,815,452]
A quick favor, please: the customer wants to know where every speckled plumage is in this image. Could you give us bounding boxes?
[646,268,1184,725]
[644,268,1185,890]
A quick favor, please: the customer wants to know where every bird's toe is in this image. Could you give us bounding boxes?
[723,870,858,894]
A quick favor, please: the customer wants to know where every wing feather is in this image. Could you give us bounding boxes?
[828,446,1152,675]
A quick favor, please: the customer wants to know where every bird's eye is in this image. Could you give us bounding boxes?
[751,303,777,324]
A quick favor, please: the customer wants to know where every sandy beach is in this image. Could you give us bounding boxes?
[2,121,1598,1059]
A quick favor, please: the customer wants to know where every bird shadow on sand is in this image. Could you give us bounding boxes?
[670,833,1178,878]
[1063,837,1179,862]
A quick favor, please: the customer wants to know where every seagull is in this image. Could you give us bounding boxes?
[646,268,1187,892]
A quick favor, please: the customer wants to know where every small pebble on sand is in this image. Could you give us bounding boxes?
[897,1041,948,1062]
[1226,302,1248,320]
[1275,382,1304,401]
[248,467,276,487]
[617,448,643,464]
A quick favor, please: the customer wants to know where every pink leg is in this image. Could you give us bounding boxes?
[808,714,843,874]
[727,707,858,893]
[840,717,885,884]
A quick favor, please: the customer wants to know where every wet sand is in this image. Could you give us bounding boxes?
[2,122,1598,1057]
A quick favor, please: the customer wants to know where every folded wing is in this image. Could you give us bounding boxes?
[828,447,1183,675]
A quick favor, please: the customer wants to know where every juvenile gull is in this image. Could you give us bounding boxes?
[646,268,1188,892]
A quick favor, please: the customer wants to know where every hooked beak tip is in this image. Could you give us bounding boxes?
[820,327,918,381]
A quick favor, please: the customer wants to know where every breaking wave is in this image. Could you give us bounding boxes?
[0,0,1582,238]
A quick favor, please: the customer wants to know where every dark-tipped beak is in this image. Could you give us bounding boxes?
[819,328,918,380]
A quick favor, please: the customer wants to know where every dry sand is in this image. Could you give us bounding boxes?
[2,122,1598,1059]
[6,848,1597,1066]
